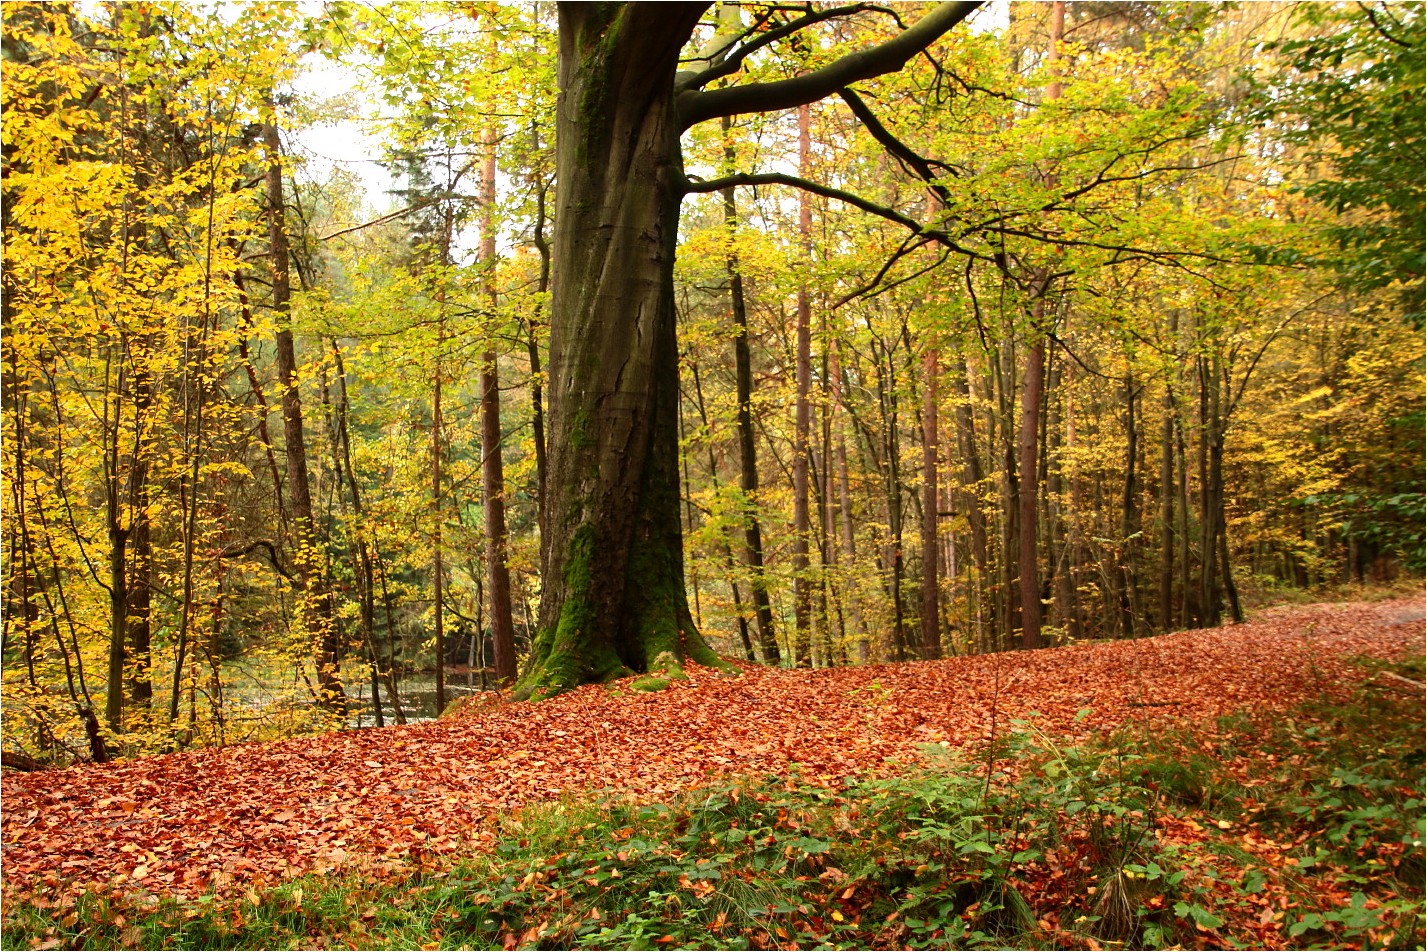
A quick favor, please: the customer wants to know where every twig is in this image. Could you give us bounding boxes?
[1372,671,1426,693]
[982,651,1002,806]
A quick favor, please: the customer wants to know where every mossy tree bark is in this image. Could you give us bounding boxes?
[515,4,716,699]
[517,1,980,699]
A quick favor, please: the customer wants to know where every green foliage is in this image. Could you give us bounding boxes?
[1265,3,1426,324]
[1300,491,1427,572]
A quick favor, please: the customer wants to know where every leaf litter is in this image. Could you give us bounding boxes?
[2,596,1421,908]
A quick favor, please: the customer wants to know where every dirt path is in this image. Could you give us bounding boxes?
[3,596,1421,905]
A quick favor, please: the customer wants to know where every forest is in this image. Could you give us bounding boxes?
[1,2,1424,947]
[4,0,1422,756]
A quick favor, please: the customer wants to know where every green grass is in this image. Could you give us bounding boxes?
[5,657,1422,950]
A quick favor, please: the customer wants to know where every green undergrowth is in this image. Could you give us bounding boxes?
[5,658,1422,951]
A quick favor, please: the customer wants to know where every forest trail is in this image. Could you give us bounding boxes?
[3,595,1421,906]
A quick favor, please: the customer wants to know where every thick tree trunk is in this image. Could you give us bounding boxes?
[527,120,551,550]
[516,5,729,699]
[520,0,977,695]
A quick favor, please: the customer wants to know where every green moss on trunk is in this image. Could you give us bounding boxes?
[514,525,631,700]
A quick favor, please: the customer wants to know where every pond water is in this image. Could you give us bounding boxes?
[345,677,491,726]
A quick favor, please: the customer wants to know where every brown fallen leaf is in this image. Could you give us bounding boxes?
[0,596,1419,909]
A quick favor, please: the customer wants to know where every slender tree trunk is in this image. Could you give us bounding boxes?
[1206,357,1242,623]
[1196,355,1217,626]
[1176,408,1194,628]
[103,346,130,733]
[818,363,845,663]
[1158,382,1175,631]
[881,329,910,661]
[828,339,868,660]
[721,118,778,664]
[690,359,756,661]
[105,453,128,732]
[234,273,288,531]
[791,103,814,667]
[263,117,344,713]
[1047,346,1077,642]
[1016,1,1063,651]
[949,356,990,651]
[126,349,153,710]
[480,133,518,688]
[995,336,1020,652]
[919,344,941,659]
[1119,372,1139,638]
[1017,322,1045,651]
[432,340,447,713]
[331,341,404,724]
[1219,500,1243,623]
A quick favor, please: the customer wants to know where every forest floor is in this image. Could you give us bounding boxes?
[2,594,1423,949]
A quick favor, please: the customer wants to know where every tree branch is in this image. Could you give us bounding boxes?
[217,540,295,583]
[319,198,442,242]
[682,169,995,264]
[676,4,902,95]
[677,1,981,130]
[833,238,948,309]
[837,87,956,192]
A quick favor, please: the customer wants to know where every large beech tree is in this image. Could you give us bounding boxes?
[516,1,979,698]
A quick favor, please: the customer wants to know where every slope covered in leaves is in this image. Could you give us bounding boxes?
[3,597,1421,907]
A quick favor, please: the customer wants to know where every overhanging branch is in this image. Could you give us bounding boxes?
[676,4,903,95]
[217,540,295,583]
[676,0,981,130]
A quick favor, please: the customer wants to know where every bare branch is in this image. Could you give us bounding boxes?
[217,540,295,583]
[683,169,996,264]
[832,237,948,309]
[319,198,442,242]
[837,87,956,192]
